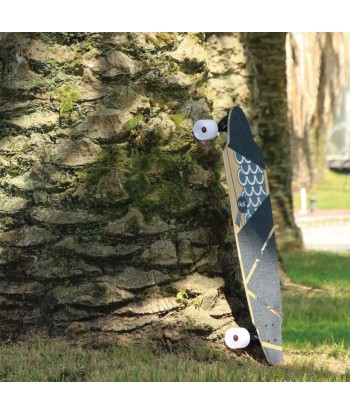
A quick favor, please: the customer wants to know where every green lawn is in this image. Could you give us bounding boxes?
[282,251,350,349]
[282,251,350,291]
[293,170,350,210]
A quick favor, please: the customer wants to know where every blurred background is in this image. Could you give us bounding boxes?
[285,33,350,253]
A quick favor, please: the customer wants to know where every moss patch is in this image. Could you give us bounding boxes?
[169,113,186,128]
[78,144,196,218]
[55,84,81,116]
[78,150,118,187]
[124,147,191,218]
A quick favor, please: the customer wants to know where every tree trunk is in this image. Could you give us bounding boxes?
[286,33,350,190]
[0,32,243,347]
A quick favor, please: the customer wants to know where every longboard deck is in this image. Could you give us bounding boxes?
[222,106,283,365]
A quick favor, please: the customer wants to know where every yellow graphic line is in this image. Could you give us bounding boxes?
[260,341,282,351]
[245,261,258,286]
[247,289,256,299]
[262,225,276,251]
[245,225,275,286]
[267,306,282,318]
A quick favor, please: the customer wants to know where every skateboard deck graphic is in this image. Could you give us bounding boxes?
[222,107,283,365]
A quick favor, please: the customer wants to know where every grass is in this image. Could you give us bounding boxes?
[0,339,348,382]
[282,251,350,351]
[293,170,350,210]
[282,251,350,291]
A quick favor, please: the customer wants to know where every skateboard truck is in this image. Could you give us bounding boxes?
[217,114,228,133]
[250,332,260,345]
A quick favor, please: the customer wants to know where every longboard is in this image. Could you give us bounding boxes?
[193,106,283,365]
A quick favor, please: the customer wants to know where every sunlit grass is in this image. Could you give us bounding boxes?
[283,293,350,347]
[282,251,350,291]
[293,170,350,210]
[282,251,350,350]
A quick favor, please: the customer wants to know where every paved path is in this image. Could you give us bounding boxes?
[294,210,350,252]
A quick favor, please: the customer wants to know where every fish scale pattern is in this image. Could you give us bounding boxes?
[235,152,267,223]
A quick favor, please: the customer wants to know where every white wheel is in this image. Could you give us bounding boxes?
[193,120,218,141]
[224,328,250,349]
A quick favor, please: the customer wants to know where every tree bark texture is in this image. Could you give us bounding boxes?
[0,33,245,347]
